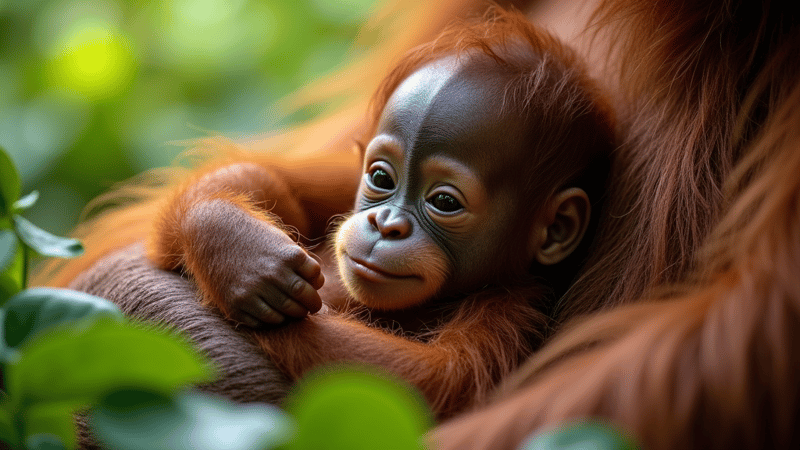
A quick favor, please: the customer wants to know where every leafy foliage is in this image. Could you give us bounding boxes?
[13,217,83,260]
[0,231,15,274]
[2,288,122,349]
[91,389,292,450]
[6,320,214,406]
[0,151,21,218]
[284,367,433,450]
[0,146,84,305]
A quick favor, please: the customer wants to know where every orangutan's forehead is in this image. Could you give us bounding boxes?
[377,57,460,138]
[376,56,527,181]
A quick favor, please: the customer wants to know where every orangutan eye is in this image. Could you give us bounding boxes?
[369,168,395,190]
[428,193,463,213]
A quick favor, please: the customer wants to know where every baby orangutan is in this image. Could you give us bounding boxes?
[149,11,614,419]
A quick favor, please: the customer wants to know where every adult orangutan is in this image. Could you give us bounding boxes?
[431,79,800,450]
[427,0,800,448]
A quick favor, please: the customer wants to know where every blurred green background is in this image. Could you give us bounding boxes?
[0,0,378,236]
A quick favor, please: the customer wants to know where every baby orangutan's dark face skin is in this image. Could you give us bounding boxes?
[335,56,588,310]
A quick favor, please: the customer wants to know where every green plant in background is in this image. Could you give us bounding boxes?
[1,147,84,303]
[0,0,379,238]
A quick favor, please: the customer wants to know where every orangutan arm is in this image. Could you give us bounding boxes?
[146,150,360,326]
[255,293,547,420]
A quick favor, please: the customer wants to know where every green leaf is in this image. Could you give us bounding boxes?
[6,320,216,407]
[0,405,18,448]
[23,404,75,450]
[0,309,21,364]
[91,389,293,450]
[283,366,432,450]
[2,287,124,349]
[25,435,68,450]
[26,434,68,450]
[12,191,39,212]
[0,229,16,273]
[0,275,21,307]
[0,148,21,217]
[12,216,84,259]
[519,420,639,450]
[0,243,24,306]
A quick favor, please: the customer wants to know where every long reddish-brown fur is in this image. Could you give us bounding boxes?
[429,0,800,448]
[431,85,800,448]
[559,0,800,318]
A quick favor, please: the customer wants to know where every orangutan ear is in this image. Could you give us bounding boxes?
[528,187,590,266]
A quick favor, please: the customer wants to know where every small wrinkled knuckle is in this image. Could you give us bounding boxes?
[285,247,306,265]
[265,310,284,325]
[311,262,322,275]
[288,278,305,297]
[228,285,248,301]
[225,296,246,312]
[276,296,293,311]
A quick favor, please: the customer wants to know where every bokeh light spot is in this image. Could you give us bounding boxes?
[152,0,276,78]
[48,25,137,101]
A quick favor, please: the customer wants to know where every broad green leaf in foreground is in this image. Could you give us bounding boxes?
[91,389,293,450]
[283,366,433,450]
[519,420,639,450]
[13,215,84,258]
[6,320,216,406]
[0,309,20,364]
[0,405,16,446]
[2,287,124,349]
[22,403,75,450]
[0,148,21,217]
[25,433,68,450]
